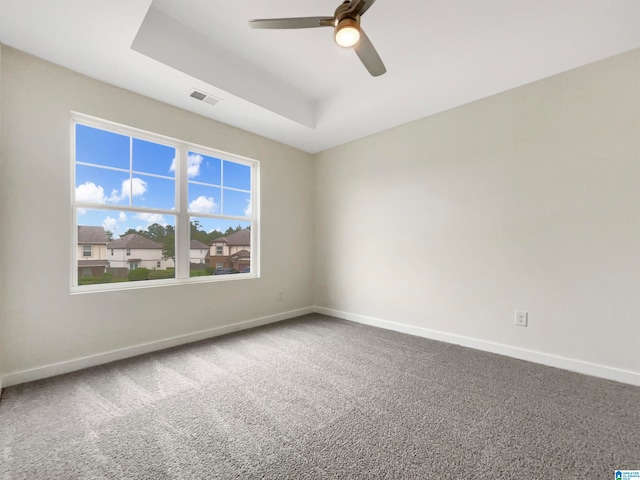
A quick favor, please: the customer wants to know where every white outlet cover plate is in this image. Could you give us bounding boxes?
[515,311,528,327]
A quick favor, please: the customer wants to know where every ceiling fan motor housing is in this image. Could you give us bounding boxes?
[335,1,361,24]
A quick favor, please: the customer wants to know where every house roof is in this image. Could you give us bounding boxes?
[210,229,250,247]
[78,259,109,267]
[190,239,209,250]
[107,234,163,249]
[78,226,109,244]
[229,249,250,261]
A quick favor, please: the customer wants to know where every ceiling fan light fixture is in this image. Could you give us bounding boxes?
[335,18,360,47]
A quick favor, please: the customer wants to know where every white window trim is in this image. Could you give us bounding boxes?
[70,112,260,294]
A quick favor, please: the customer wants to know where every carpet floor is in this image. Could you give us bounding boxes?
[1,314,638,479]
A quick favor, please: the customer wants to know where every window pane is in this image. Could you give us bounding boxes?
[76,213,114,285]
[222,189,251,218]
[77,208,175,285]
[130,174,175,210]
[188,152,221,185]
[76,164,130,206]
[76,124,129,169]
[191,217,251,275]
[132,138,176,177]
[188,183,221,214]
[223,160,250,190]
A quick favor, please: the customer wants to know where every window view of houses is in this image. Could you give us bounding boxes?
[73,119,256,289]
[77,223,251,285]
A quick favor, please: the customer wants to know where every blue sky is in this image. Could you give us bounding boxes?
[75,124,251,237]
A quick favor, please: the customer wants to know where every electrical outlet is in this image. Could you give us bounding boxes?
[277,291,284,301]
[515,311,528,327]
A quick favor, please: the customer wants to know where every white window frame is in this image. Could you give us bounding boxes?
[70,113,260,293]
[82,245,92,257]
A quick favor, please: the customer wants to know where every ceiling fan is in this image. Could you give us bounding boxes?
[249,0,386,77]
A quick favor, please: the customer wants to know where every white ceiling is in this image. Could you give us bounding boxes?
[1,0,639,153]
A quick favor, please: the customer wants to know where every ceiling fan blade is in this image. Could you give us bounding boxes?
[346,0,377,17]
[354,29,386,76]
[249,17,334,29]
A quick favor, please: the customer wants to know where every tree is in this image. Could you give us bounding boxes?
[147,223,167,241]
[189,221,225,246]
[105,230,114,241]
[160,225,175,260]
[121,228,148,238]
[205,230,224,243]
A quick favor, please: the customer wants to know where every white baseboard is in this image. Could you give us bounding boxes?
[314,306,640,387]
[0,306,314,389]
[3,305,638,390]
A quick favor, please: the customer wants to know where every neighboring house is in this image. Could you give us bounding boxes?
[108,234,174,271]
[190,239,210,265]
[209,229,251,271]
[77,226,110,278]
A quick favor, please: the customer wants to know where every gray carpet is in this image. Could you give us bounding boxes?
[1,314,639,479]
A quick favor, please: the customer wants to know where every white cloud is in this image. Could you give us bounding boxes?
[169,153,204,178]
[109,177,147,202]
[189,195,217,214]
[188,154,204,178]
[134,212,167,226]
[108,189,120,202]
[76,182,107,204]
[107,178,146,203]
[128,178,148,197]
[102,216,119,233]
[244,199,251,217]
[99,212,127,234]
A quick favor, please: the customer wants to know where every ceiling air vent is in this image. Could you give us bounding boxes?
[189,89,222,106]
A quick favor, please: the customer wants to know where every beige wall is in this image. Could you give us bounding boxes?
[0,45,3,388]
[315,48,640,380]
[0,45,315,381]
[2,43,639,388]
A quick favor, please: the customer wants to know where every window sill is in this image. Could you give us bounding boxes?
[69,272,259,295]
